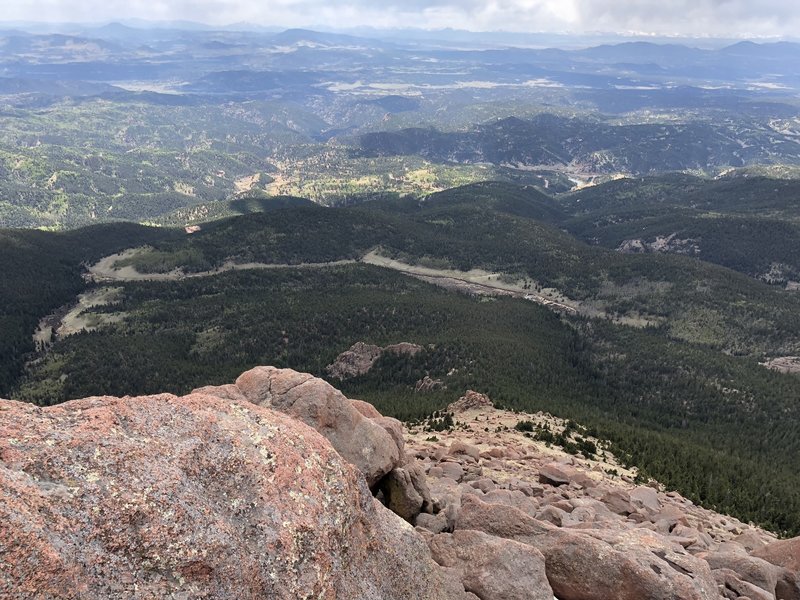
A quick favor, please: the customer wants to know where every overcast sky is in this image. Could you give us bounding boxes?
[2,0,798,38]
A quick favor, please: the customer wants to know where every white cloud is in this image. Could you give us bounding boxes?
[1,0,798,38]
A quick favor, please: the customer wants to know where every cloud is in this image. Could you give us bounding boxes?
[1,0,798,38]
[571,0,800,37]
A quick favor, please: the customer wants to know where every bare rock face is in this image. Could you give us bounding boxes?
[376,416,406,456]
[325,341,383,379]
[406,460,435,514]
[326,341,423,380]
[0,394,461,599]
[192,383,247,402]
[351,398,383,418]
[233,366,401,487]
[428,530,554,600]
[447,390,493,413]
[415,375,445,393]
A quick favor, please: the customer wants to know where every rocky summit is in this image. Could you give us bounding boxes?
[2,368,800,600]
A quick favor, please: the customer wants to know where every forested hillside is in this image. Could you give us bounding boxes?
[117,182,800,357]
[0,224,175,394]
[14,264,800,535]
[562,175,800,282]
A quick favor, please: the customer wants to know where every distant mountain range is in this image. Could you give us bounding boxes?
[0,25,798,95]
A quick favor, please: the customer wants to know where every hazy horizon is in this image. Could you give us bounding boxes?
[1,0,798,40]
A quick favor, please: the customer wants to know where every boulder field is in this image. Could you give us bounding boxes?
[1,367,798,600]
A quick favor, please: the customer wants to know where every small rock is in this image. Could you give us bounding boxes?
[469,478,497,493]
[428,466,445,478]
[629,486,662,514]
[449,441,481,461]
[538,462,577,487]
[537,505,569,526]
[416,512,450,534]
[440,463,465,482]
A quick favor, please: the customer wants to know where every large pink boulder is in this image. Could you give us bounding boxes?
[232,366,402,487]
[702,552,779,596]
[429,529,554,600]
[0,394,463,599]
[538,462,579,486]
[753,536,800,573]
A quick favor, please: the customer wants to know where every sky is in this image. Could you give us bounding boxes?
[2,0,799,38]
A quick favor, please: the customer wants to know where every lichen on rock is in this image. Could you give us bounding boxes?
[0,392,463,599]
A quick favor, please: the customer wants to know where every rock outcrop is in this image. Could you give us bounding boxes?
[207,366,433,522]
[447,390,493,413]
[230,366,403,488]
[0,392,462,599]
[325,341,384,379]
[617,233,700,256]
[415,375,446,393]
[326,341,423,380]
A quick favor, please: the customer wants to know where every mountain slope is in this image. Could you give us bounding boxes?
[11,183,800,534]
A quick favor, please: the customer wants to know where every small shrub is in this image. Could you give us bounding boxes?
[514,419,535,432]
